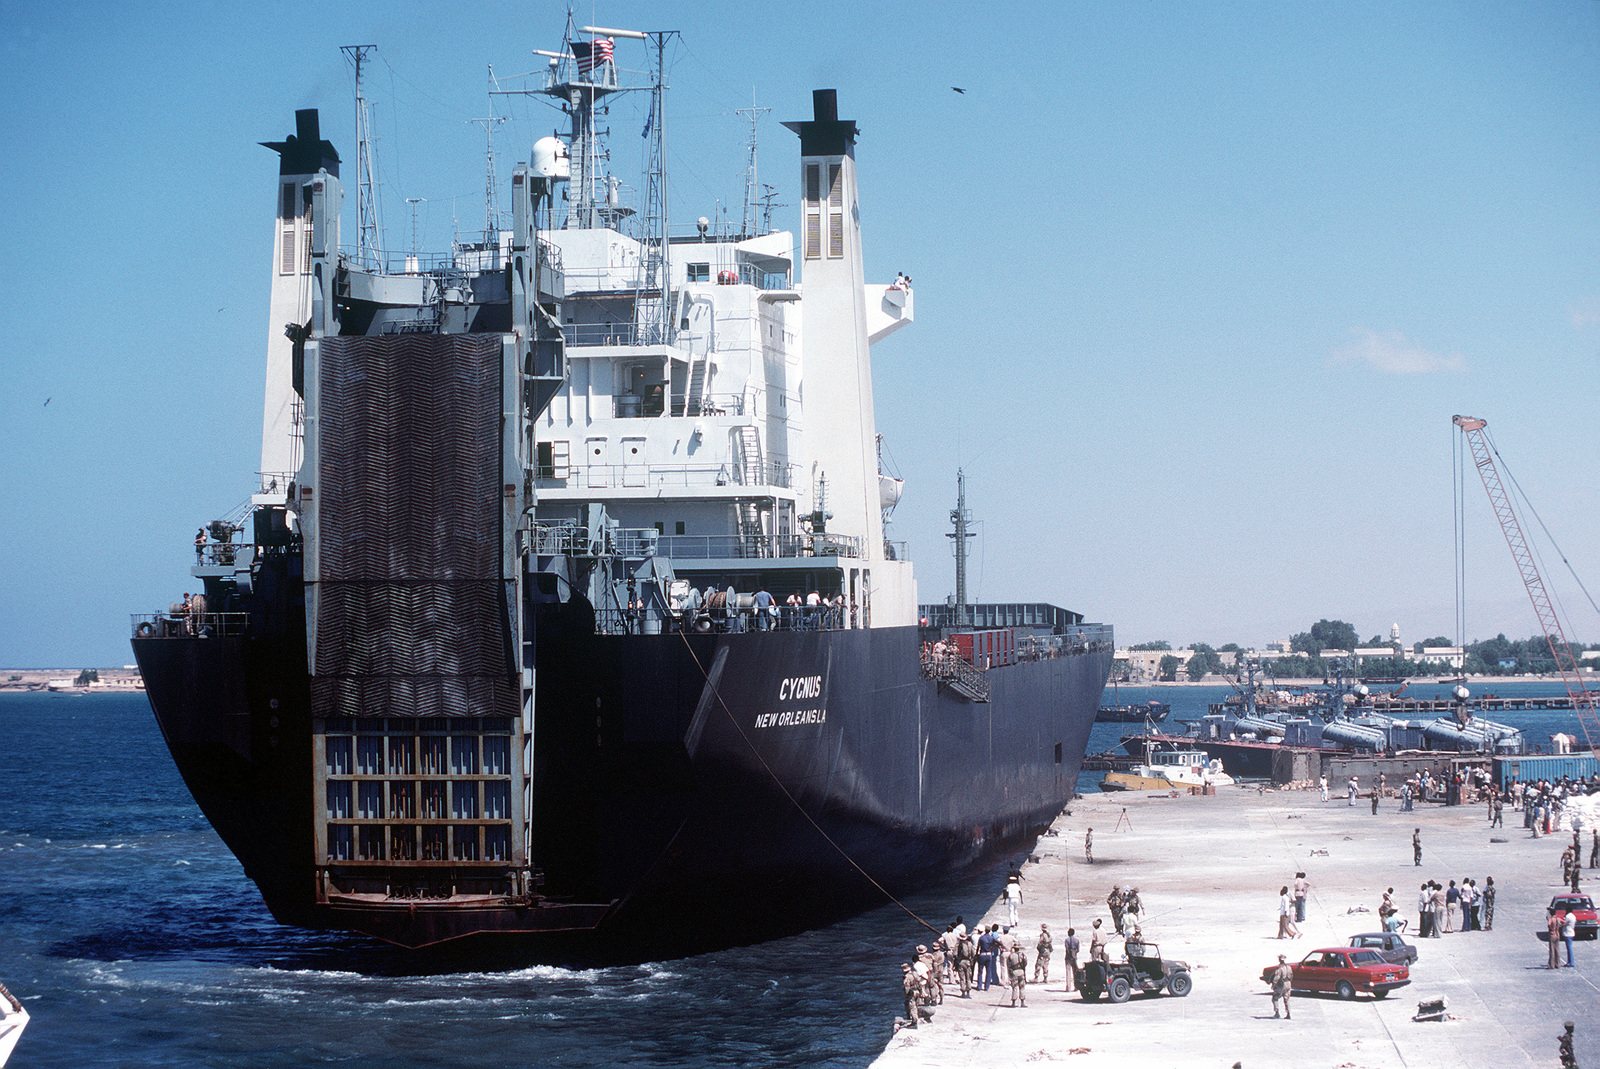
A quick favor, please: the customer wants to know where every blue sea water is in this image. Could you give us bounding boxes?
[3,683,1587,1066]
[1075,678,1590,794]
[0,692,1009,1069]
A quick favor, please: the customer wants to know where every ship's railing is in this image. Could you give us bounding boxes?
[528,523,862,561]
[680,394,747,417]
[919,648,991,698]
[130,612,250,639]
[565,321,644,347]
[614,393,747,418]
[257,472,296,495]
[195,542,245,568]
[654,533,862,560]
[594,603,857,636]
[538,460,799,492]
[919,624,1115,679]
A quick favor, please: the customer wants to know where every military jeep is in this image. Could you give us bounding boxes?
[1078,942,1193,1003]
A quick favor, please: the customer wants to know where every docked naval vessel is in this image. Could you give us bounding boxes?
[131,29,1112,955]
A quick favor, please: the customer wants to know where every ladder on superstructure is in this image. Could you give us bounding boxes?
[1453,415,1599,756]
[734,424,765,553]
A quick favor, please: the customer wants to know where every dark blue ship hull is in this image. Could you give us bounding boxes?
[134,592,1108,958]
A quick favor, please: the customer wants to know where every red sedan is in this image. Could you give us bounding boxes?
[1261,947,1410,1000]
[1547,895,1598,941]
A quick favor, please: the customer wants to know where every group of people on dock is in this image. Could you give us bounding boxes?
[1406,876,1495,937]
[895,866,1147,1030]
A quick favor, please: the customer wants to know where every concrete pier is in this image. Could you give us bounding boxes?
[874,787,1599,1068]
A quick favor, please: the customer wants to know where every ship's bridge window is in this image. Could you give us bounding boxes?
[687,263,710,282]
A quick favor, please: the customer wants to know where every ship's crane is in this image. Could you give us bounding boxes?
[1453,415,1598,756]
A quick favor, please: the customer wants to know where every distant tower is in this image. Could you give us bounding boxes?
[1391,622,1401,645]
[783,90,883,559]
[258,110,342,485]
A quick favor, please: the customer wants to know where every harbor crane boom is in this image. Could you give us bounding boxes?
[1453,415,1598,756]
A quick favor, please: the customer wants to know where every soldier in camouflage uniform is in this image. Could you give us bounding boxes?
[954,929,977,997]
[1005,944,1029,1007]
[900,963,919,1028]
[1033,923,1052,983]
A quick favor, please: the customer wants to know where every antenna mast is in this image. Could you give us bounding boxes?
[948,469,975,627]
[342,45,383,269]
[405,197,425,258]
[467,114,509,237]
[736,97,769,239]
[635,29,679,345]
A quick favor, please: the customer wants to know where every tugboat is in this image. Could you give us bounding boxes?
[130,24,1112,956]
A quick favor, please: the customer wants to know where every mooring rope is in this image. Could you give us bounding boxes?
[676,629,941,934]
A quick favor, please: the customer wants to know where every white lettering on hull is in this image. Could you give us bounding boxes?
[753,708,828,729]
[778,675,822,702]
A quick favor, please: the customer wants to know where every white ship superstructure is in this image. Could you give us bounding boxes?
[532,76,916,625]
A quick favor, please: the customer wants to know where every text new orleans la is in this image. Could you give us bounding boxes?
[754,675,826,728]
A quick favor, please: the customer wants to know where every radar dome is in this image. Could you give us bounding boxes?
[531,137,570,180]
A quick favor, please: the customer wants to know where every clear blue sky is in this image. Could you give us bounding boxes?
[2,1,1597,666]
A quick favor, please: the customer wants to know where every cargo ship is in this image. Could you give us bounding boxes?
[131,26,1111,956]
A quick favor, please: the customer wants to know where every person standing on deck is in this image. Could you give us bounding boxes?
[1085,827,1094,864]
[976,925,996,991]
[1270,954,1293,1019]
[1063,927,1079,991]
[1292,872,1309,924]
[1033,924,1052,983]
[1004,875,1022,927]
[1005,944,1028,1007]
[1124,887,1144,929]
[900,963,920,1027]
[953,930,976,997]
[1548,910,1565,968]
[1413,828,1422,867]
[1088,918,1108,963]
[1276,887,1300,938]
[1482,876,1496,930]
[1108,885,1126,935]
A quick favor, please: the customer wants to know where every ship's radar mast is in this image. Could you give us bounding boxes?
[341,45,383,269]
[947,469,975,628]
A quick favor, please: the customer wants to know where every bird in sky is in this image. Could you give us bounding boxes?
[43,397,50,407]
[951,87,965,94]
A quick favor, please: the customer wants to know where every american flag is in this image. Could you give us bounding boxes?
[575,37,613,76]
